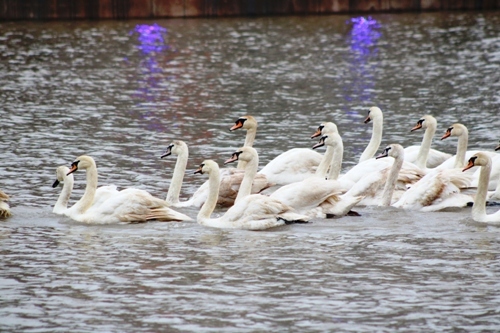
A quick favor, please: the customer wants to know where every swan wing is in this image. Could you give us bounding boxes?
[259,148,323,185]
[394,169,473,211]
[76,188,192,224]
[270,177,346,211]
[212,194,309,230]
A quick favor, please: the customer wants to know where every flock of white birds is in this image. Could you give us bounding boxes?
[2,106,499,229]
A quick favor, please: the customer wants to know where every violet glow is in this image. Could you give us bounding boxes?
[132,23,169,55]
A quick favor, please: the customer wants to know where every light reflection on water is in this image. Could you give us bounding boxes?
[1,12,500,332]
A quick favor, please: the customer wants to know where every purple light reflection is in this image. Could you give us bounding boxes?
[343,16,382,107]
[132,23,169,55]
[129,23,173,133]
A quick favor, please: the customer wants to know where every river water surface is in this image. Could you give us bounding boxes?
[1,12,500,332]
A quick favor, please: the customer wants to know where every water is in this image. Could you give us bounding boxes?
[1,12,500,332]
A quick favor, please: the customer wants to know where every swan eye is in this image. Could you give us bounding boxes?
[318,125,324,131]
[469,156,477,165]
[385,147,391,153]
[418,119,424,125]
[447,127,453,133]
[71,160,80,168]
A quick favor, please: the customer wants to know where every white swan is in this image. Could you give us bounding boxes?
[345,144,409,206]
[0,189,12,219]
[268,135,363,218]
[161,140,272,208]
[230,115,323,185]
[405,115,452,169]
[64,155,192,224]
[463,153,500,223]
[439,123,500,190]
[52,165,119,215]
[194,149,310,230]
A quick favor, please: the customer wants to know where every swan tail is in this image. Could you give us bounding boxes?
[322,195,364,217]
[147,207,193,222]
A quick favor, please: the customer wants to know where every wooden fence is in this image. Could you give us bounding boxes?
[0,0,498,20]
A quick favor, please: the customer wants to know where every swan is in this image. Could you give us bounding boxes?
[230,115,323,185]
[496,141,500,151]
[463,153,500,223]
[405,115,452,169]
[345,144,410,206]
[0,189,12,219]
[160,140,272,208]
[268,135,363,218]
[194,149,310,230]
[64,155,192,224]
[52,165,119,215]
[439,123,500,189]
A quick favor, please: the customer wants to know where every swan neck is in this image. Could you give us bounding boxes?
[237,129,256,169]
[454,131,469,169]
[380,155,403,206]
[235,156,259,203]
[54,178,74,213]
[197,170,221,221]
[414,123,436,169]
[328,138,344,180]
[75,165,98,214]
[315,145,334,179]
[359,116,382,163]
[472,161,491,219]
[166,150,188,204]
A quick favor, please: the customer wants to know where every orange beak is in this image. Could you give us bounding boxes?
[224,153,239,164]
[410,122,422,132]
[441,130,451,140]
[462,159,475,172]
[66,164,78,176]
[311,128,322,139]
[230,120,243,131]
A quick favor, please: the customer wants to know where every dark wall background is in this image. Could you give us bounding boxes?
[0,0,499,20]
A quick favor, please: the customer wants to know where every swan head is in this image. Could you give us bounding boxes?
[160,140,188,159]
[311,122,338,139]
[194,160,219,175]
[376,144,404,159]
[66,155,96,175]
[410,115,436,132]
[230,115,257,131]
[364,106,383,124]
[441,123,468,140]
[52,165,73,188]
[224,146,258,165]
[312,135,335,149]
[463,152,491,172]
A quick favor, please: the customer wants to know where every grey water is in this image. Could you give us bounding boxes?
[1,11,500,332]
